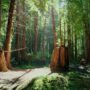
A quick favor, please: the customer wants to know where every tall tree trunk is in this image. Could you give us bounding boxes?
[59,18,63,46]
[83,0,90,63]
[0,0,8,72]
[84,19,90,63]
[4,0,15,69]
[20,0,27,62]
[15,0,20,62]
[33,14,38,55]
[51,7,57,48]
[0,0,1,30]
[64,22,66,46]
[0,51,8,71]
[22,0,26,49]
[74,31,77,61]
[67,24,71,61]
[42,18,46,64]
[71,26,74,60]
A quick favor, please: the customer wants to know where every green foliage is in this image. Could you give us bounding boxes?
[24,73,68,90]
[24,72,90,90]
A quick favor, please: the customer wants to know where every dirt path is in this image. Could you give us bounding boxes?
[0,67,51,90]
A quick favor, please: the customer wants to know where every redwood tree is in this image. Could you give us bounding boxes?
[4,0,15,69]
[33,14,38,55]
[0,0,1,30]
[15,0,21,62]
[42,18,46,63]
[51,7,57,48]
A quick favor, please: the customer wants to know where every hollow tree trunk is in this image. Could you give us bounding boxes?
[4,0,15,69]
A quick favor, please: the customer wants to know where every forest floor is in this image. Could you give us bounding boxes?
[0,66,90,90]
[0,67,51,90]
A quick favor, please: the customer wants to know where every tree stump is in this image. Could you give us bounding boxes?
[50,46,69,72]
[0,51,8,72]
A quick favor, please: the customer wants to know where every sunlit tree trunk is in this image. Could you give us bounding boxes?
[0,51,8,71]
[4,0,15,69]
[51,7,57,48]
[34,14,38,55]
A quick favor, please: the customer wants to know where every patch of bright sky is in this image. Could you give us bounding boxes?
[55,0,66,15]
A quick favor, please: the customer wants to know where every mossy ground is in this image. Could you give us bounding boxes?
[23,71,90,90]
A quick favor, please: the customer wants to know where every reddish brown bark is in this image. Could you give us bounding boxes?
[0,51,8,71]
[51,7,57,48]
[4,0,15,69]
[50,47,60,72]
[50,46,69,72]
[0,0,1,30]
[15,0,20,62]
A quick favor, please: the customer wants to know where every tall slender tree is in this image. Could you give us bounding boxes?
[15,0,21,62]
[0,0,8,72]
[4,0,15,69]
[51,6,57,48]
[0,0,1,31]
[74,30,77,60]
[67,23,71,61]
[82,0,90,63]
[42,18,46,63]
[33,13,38,55]
[22,0,26,49]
